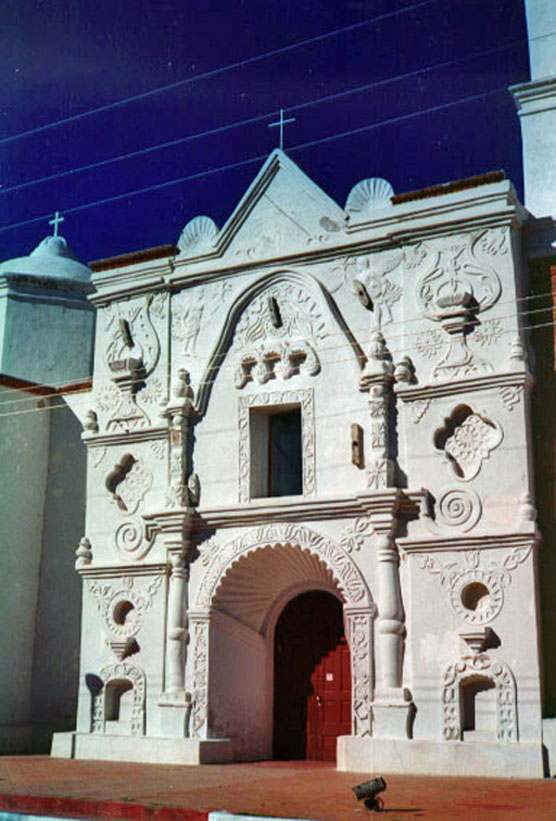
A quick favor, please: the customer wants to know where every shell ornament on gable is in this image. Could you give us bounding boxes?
[345,178,394,216]
[177,216,218,255]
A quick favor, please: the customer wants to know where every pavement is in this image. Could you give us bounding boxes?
[0,757,556,821]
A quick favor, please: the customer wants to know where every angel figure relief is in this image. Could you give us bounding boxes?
[349,251,403,329]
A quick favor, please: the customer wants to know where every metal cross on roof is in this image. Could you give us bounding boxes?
[268,108,296,150]
[49,211,65,237]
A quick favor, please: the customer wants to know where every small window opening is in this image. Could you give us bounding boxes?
[461,676,496,740]
[105,679,133,721]
[250,405,302,498]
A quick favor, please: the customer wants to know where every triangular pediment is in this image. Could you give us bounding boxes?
[217,150,345,261]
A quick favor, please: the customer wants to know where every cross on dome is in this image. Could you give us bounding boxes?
[49,211,65,237]
[268,108,296,150]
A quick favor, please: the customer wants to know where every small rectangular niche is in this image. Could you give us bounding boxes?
[250,405,303,498]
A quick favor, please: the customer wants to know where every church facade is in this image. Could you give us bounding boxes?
[51,149,545,777]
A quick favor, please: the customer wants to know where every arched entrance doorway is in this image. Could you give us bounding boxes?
[273,591,351,761]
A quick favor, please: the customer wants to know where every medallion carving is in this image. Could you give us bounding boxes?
[420,545,532,625]
[87,575,164,640]
[434,406,503,481]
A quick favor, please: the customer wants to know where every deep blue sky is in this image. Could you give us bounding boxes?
[0,0,529,265]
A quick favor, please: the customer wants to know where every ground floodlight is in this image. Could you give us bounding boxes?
[352,776,387,811]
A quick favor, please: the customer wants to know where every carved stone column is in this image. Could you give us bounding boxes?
[359,331,396,489]
[369,503,414,739]
[375,533,405,691]
[166,550,188,694]
[189,612,210,740]
[344,606,375,737]
[162,368,199,509]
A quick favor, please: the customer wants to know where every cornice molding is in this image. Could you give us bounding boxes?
[396,370,533,404]
[511,76,556,117]
[399,529,539,554]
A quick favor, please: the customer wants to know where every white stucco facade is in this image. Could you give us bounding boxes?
[51,150,546,777]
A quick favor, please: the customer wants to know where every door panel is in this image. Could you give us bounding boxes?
[273,591,351,762]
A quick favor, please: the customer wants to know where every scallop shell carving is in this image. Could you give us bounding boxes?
[177,215,218,254]
[345,178,394,215]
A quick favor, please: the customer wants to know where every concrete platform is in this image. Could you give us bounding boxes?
[1,757,556,820]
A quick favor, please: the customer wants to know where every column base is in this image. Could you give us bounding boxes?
[51,732,233,765]
[372,688,414,739]
[337,736,545,778]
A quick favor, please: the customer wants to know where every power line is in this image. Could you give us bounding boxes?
[1,303,553,414]
[0,37,525,197]
[0,286,553,407]
[0,0,438,146]
[0,85,508,236]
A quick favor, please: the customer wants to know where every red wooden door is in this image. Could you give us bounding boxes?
[273,591,351,762]
[306,638,351,761]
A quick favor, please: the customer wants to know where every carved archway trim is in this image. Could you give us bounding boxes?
[442,654,517,742]
[195,522,373,610]
[195,269,365,416]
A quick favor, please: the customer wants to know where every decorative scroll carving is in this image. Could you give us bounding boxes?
[442,655,517,741]
[238,389,315,503]
[87,575,163,640]
[420,544,532,625]
[195,523,372,610]
[415,232,502,322]
[190,617,209,739]
[339,516,375,553]
[346,611,374,737]
[500,385,523,412]
[104,295,161,378]
[90,447,107,468]
[92,663,146,736]
[435,406,503,481]
[233,282,326,388]
[435,487,482,531]
[114,518,152,561]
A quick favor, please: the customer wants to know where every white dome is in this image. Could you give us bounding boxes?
[0,235,91,283]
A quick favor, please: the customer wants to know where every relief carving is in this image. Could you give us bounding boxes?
[442,655,517,742]
[348,251,402,330]
[434,406,503,481]
[195,523,371,610]
[172,282,232,357]
[233,283,326,388]
[104,295,161,378]
[92,663,146,736]
[106,455,152,515]
[87,575,164,640]
[420,544,532,625]
[190,619,209,738]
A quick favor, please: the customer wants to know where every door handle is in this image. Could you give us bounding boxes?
[315,695,323,706]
